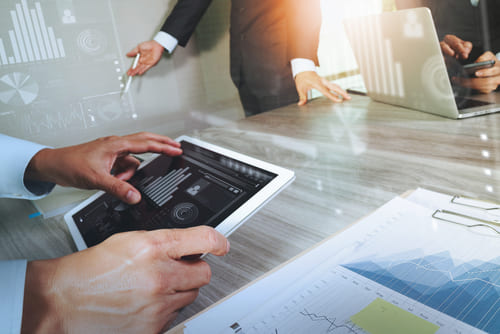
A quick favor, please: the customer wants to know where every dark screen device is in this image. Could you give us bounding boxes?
[64,136,295,249]
[463,60,495,76]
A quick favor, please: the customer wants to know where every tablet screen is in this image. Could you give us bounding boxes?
[71,140,277,247]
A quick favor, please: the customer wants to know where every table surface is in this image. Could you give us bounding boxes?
[1,95,499,331]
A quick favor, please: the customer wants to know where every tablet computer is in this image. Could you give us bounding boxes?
[64,135,295,250]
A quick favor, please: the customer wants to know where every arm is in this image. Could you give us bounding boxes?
[287,0,350,106]
[127,0,212,77]
[24,132,182,204]
[22,226,230,333]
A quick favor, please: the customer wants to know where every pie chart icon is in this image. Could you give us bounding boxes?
[0,72,39,106]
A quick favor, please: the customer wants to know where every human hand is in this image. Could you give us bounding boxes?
[452,51,500,94]
[126,40,165,76]
[22,226,230,334]
[25,132,182,204]
[440,34,473,60]
[294,71,351,106]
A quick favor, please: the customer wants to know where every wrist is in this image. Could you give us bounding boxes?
[24,148,55,184]
[22,260,63,333]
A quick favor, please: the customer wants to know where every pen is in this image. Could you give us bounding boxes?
[123,53,140,94]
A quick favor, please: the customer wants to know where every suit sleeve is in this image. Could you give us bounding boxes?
[287,0,322,65]
[160,0,213,47]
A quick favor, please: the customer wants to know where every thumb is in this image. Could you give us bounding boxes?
[99,175,142,204]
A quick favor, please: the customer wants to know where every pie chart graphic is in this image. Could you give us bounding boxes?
[0,72,39,106]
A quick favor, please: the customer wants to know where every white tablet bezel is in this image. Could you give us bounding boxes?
[64,135,295,250]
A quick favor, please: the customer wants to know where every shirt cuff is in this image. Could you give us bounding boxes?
[0,260,27,334]
[0,134,55,200]
[154,31,179,54]
[291,58,317,78]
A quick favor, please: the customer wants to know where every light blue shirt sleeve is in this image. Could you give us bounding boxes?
[0,134,55,199]
[0,260,27,334]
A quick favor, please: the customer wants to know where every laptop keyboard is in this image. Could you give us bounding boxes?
[455,97,493,110]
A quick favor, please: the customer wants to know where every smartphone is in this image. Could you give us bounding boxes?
[462,60,495,76]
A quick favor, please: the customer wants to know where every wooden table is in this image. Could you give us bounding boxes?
[1,95,498,331]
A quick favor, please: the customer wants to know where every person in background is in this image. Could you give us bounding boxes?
[0,132,230,334]
[396,0,500,93]
[126,0,350,117]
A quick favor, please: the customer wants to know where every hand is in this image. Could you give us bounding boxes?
[294,71,351,106]
[22,226,230,334]
[25,132,182,204]
[440,34,473,60]
[452,51,500,94]
[126,40,165,77]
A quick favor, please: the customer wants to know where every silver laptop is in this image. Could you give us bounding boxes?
[343,7,500,119]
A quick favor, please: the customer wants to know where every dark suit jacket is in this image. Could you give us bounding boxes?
[161,0,321,99]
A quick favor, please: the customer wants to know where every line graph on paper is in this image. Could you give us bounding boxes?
[221,198,500,334]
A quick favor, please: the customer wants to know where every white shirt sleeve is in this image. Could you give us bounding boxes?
[290,58,317,78]
[0,260,27,334]
[0,134,55,199]
[154,31,179,54]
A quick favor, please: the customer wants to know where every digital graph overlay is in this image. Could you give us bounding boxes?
[0,0,65,65]
[343,250,500,333]
[0,72,38,105]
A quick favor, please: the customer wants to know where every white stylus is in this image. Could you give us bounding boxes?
[123,53,140,94]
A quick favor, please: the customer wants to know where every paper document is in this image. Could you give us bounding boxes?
[183,188,500,334]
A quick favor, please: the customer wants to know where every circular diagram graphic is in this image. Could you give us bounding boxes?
[77,29,108,55]
[171,203,199,226]
[0,72,39,106]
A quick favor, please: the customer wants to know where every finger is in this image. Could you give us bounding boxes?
[322,80,351,100]
[158,260,214,292]
[444,35,471,59]
[476,51,496,62]
[313,82,343,103]
[153,226,230,259]
[125,139,183,156]
[113,155,141,181]
[440,41,455,57]
[476,65,500,78]
[125,132,181,148]
[98,174,142,204]
[297,88,309,106]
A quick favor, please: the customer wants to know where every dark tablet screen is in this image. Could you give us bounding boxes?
[72,140,277,247]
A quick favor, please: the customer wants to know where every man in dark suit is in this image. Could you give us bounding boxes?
[127,0,350,116]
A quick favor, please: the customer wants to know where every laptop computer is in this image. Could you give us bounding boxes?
[343,7,500,119]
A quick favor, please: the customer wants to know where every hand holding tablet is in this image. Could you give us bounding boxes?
[65,136,295,250]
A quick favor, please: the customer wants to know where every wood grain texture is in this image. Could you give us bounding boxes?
[1,95,498,330]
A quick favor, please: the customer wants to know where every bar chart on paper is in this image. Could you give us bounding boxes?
[184,191,500,334]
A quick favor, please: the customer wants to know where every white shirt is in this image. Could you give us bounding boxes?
[153,31,317,77]
[0,134,54,334]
